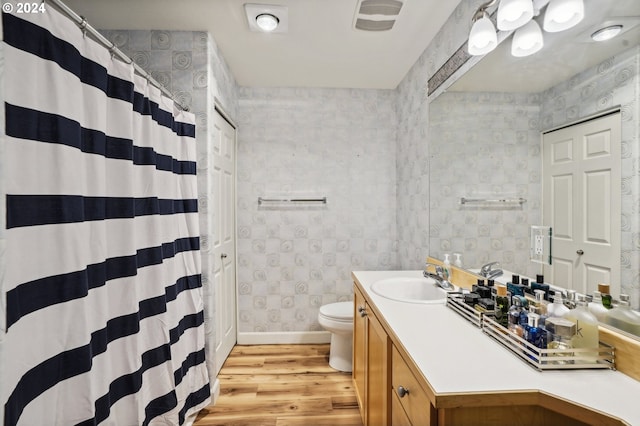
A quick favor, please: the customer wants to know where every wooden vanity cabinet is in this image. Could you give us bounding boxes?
[353,278,624,426]
[353,286,390,426]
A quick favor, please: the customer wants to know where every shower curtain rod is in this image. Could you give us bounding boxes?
[47,0,189,111]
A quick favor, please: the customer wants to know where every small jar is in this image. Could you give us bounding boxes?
[545,317,576,365]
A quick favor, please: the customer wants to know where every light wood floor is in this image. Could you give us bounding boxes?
[194,344,363,426]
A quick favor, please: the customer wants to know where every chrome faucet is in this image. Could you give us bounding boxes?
[479,261,503,279]
[423,262,455,290]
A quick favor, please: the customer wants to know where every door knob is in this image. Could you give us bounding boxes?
[576,250,584,255]
[397,386,410,398]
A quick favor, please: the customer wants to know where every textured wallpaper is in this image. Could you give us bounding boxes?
[429,92,542,277]
[236,88,397,333]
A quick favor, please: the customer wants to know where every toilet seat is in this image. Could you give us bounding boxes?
[319,302,353,321]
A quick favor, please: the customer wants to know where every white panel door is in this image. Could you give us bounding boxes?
[543,112,621,295]
[212,109,236,376]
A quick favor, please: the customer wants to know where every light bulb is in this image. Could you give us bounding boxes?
[543,0,584,32]
[511,19,543,57]
[256,13,279,32]
[497,0,534,31]
[468,15,498,55]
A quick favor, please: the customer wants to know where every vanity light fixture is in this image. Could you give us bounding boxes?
[591,24,623,42]
[511,19,543,56]
[497,0,534,31]
[467,0,584,56]
[543,0,584,32]
[468,6,499,55]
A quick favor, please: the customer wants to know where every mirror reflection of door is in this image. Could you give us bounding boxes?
[542,111,621,296]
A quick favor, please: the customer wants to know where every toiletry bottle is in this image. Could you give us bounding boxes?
[475,298,495,313]
[494,285,509,327]
[546,317,576,364]
[531,274,550,301]
[598,283,613,309]
[442,253,452,282]
[473,279,492,299]
[508,297,524,337]
[526,312,545,350]
[588,290,609,321]
[506,274,525,297]
[521,278,531,295]
[533,289,548,327]
[516,296,529,328]
[564,295,599,362]
[547,291,570,318]
[453,253,463,268]
[604,294,640,336]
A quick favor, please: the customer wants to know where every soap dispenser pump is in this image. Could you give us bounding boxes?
[442,253,452,282]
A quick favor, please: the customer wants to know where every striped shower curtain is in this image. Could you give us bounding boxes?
[1,6,210,426]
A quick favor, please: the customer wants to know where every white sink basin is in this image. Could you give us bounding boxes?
[370,277,447,304]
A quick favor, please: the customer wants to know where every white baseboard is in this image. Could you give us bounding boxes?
[211,377,220,404]
[237,331,331,345]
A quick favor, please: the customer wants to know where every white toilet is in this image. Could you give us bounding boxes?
[318,301,354,372]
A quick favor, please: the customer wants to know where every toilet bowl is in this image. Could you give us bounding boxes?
[318,301,354,372]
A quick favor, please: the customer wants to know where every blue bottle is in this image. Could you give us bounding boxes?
[526,313,546,350]
[506,274,526,297]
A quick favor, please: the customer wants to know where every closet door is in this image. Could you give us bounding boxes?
[212,108,237,375]
[543,112,621,295]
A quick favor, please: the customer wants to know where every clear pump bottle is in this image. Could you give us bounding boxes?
[453,253,463,268]
[442,253,451,282]
[547,291,570,318]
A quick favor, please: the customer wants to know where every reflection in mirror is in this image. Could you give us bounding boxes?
[428,0,640,318]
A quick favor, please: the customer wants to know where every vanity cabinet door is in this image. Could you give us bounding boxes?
[392,345,435,426]
[366,309,390,426]
[353,284,390,426]
[353,286,367,422]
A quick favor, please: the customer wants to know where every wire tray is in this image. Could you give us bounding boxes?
[446,293,615,371]
[482,315,615,371]
[446,292,493,328]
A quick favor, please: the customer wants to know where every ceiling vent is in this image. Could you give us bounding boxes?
[353,0,404,32]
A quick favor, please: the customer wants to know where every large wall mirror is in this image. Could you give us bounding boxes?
[428,0,640,323]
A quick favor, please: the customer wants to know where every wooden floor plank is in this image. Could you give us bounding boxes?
[194,344,363,426]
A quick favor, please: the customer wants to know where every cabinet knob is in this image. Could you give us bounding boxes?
[397,386,409,398]
[576,249,584,255]
[358,306,367,317]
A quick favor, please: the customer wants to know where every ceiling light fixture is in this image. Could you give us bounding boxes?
[591,24,623,42]
[467,0,584,57]
[244,4,288,33]
[255,13,279,32]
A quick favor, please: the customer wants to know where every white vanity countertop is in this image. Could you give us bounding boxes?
[353,270,640,425]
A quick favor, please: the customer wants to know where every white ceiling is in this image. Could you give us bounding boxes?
[61,0,462,90]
